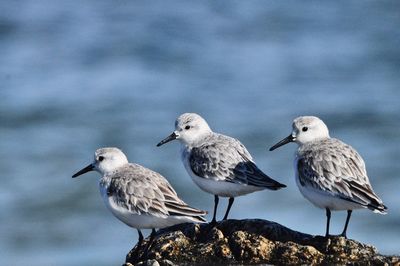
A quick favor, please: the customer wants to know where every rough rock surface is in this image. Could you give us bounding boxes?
[124,219,399,266]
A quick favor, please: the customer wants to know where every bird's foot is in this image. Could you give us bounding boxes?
[209,218,217,227]
[323,233,348,239]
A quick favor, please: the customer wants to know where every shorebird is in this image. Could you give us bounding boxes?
[269,116,387,238]
[72,147,206,257]
[157,113,286,223]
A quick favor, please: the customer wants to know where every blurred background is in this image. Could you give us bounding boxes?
[0,1,399,265]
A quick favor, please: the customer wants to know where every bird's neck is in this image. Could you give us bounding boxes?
[183,132,212,148]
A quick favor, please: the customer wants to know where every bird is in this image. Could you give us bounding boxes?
[269,116,387,238]
[72,147,206,258]
[157,113,286,224]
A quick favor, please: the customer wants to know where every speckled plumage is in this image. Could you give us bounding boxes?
[296,138,386,213]
[158,113,285,222]
[270,116,387,237]
[101,163,207,220]
[73,147,206,231]
[186,133,284,189]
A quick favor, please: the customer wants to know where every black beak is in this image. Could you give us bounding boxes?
[72,164,94,178]
[157,132,177,147]
[269,134,295,151]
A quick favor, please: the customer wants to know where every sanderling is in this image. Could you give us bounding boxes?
[269,116,387,238]
[157,113,286,223]
[72,147,206,257]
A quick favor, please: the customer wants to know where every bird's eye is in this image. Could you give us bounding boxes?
[98,156,104,161]
[302,127,308,132]
[185,125,190,130]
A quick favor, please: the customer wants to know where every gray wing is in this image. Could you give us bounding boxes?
[108,164,206,220]
[189,134,285,189]
[297,139,386,213]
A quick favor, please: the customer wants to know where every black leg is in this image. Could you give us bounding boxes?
[137,229,144,246]
[131,229,144,261]
[150,228,156,242]
[210,195,219,224]
[325,208,331,238]
[340,210,352,238]
[222,197,235,220]
[142,229,157,260]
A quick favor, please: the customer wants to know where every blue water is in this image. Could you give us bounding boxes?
[1,1,399,265]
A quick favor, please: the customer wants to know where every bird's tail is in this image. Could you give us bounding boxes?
[265,179,287,190]
[369,202,388,215]
[250,170,287,190]
[235,160,287,190]
[347,180,387,214]
[166,201,208,223]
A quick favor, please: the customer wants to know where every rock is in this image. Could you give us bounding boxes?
[125,219,399,266]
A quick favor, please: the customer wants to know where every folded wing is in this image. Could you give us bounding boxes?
[297,139,387,214]
[189,134,286,189]
[108,164,207,221]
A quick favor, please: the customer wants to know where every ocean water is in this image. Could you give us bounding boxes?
[0,1,399,265]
